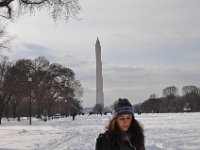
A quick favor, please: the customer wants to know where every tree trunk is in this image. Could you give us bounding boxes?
[37,100,41,118]
[12,103,17,118]
[0,112,2,125]
[0,105,4,125]
[47,106,51,118]
[17,105,20,121]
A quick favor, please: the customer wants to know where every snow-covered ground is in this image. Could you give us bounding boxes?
[0,113,200,150]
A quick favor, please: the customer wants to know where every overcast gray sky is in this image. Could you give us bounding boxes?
[3,0,200,107]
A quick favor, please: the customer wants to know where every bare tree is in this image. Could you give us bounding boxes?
[0,26,12,51]
[31,56,50,118]
[182,85,199,95]
[0,55,13,124]
[7,59,33,120]
[31,61,83,118]
[49,63,83,115]
[0,0,80,20]
[162,86,179,98]
[182,85,200,112]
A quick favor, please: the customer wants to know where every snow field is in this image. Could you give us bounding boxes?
[0,113,200,150]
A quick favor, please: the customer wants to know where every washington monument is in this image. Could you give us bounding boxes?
[95,38,104,112]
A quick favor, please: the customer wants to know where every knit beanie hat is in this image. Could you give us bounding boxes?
[112,98,134,119]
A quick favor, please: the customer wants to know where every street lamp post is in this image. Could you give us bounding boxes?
[28,75,32,125]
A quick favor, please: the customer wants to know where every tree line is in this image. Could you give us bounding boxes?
[0,55,83,124]
[134,86,200,113]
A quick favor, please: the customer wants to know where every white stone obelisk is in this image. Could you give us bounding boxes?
[95,38,104,110]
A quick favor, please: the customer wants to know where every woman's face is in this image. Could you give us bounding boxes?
[117,114,132,132]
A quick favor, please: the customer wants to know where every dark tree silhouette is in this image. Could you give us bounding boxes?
[182,85,199,96]
[0,55,13,124]
[163,86,178,98]
[0,0,80,20]
[0,56,83,124]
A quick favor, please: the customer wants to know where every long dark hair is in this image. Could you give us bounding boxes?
[105,116,145,150]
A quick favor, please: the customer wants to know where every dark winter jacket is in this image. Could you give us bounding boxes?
[96,117,145,150]
[95,132,145,150]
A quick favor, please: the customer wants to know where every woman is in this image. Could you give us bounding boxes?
[96,98,145,150]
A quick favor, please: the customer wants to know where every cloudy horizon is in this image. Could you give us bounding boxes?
[2,0,200,107]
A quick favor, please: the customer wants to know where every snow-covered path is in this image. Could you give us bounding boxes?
[36,115,106,150]
[0,113,200,150]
